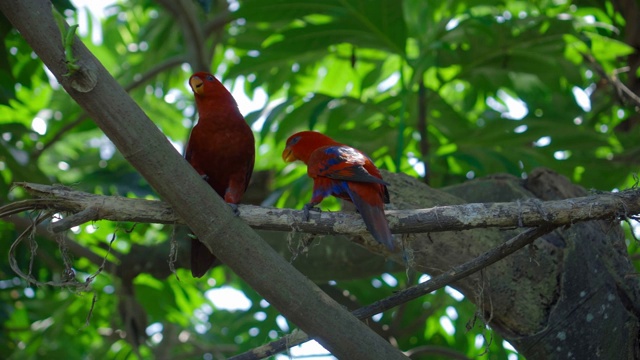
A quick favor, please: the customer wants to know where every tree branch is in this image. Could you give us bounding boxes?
[416,77,429,184]
[2,182,637,250]
[203,10,232,37]
[156,0,210,72]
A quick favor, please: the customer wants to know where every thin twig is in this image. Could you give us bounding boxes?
[611,66,640,107]
[32,112,87,159]
[8,211,92,288]
[7,216,118,273]
[582,53,640,108]
[416,77,429,184]
[123,56,187,92]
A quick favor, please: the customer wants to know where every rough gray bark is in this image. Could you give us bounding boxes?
[510,170,640,359]
[0,1,408,359]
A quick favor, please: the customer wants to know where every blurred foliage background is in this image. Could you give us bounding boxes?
[1,0,639,359]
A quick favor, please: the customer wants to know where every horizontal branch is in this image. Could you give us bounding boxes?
[3,183,638,237]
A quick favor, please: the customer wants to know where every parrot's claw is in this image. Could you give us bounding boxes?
[228,203,240,216]
[303,203,320,221]
[201,174,210,182]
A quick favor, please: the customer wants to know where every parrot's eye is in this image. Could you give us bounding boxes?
[289,136,300,146]
[206,75,214,81]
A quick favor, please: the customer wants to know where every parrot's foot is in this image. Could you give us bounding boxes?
[201,174,210,182]
[228,203,240,216]
[303,203,321,221]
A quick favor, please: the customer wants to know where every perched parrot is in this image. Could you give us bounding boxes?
[282,131,394,250]
[186,72,255,277]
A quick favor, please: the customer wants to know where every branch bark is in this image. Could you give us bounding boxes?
[2,180,637,251]
[0,2,407,359]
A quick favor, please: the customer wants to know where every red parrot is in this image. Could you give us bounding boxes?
[186,72,255,277]
[282,131,394,250]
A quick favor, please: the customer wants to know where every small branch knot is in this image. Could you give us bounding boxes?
[68,60,98,93]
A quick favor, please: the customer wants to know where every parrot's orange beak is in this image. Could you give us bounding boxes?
[190,76,204,95]
[282,147,297,162]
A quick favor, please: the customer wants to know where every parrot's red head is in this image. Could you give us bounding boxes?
[189,72,220,95]
[282,131,341,164]
[189,72,238,113]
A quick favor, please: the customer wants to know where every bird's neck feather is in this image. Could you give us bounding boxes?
[195,93,243,124]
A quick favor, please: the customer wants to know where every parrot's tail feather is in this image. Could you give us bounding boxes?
[347,184,394,250]
[190,237,217,278]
